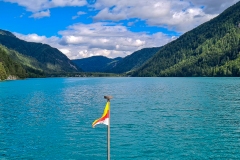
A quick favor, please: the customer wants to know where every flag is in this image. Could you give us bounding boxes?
[92,101,110,128]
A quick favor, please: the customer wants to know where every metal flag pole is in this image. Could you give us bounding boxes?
[104,95,112,160]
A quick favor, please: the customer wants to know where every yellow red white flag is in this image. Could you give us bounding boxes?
[92,101,110,127]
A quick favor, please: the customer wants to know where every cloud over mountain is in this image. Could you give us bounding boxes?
[4,0,238,59]
[15,22,175,59]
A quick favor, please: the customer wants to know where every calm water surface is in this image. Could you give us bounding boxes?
[0,77,240,159]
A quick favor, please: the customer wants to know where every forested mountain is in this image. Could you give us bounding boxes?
[2,1,240,79]
[0,45,45,80]
[72,56,122,72]
[0,29,79,73]
[105,47,161,73]
[133,1,240,77]
[0,46,26,80]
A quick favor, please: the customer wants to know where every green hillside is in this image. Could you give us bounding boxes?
[133,2,240,77]
[105,47,161,73]
[0,46,27,80]
[0,29,79,73]
[2,45,46,77]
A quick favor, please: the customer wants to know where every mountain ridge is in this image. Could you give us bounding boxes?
[72,56,122,72]
[72,47,161,73]
[133,1,240,77]
[0,29,80,73]
[105,47,161,73]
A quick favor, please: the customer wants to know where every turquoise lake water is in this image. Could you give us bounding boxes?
[0,77,240,159]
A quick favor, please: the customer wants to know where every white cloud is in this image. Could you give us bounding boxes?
[190,0,239,14]
[14,32,60,45]
[4,0,86,18]
[29,10,50,19]
[4,0,87,12]
[59,48,70,54]
[57,22,174,59]
[72,11,86,19]
[94,8,127,21]
[3,0,237,29]
[14,22,174,59]
[93,0,237,33]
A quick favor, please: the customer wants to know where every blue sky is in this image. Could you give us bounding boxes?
[0,0,238,59]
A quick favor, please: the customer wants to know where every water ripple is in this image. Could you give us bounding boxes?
[1,77,240,159]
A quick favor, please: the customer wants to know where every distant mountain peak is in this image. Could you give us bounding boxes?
[0,29,16,38]
[72,55,122,72]
[72,47,161,73]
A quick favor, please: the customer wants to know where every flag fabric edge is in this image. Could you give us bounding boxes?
[92,101,110,128]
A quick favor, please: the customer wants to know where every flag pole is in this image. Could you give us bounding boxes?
[104,95,112,160]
